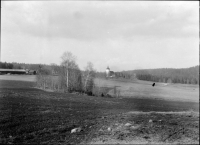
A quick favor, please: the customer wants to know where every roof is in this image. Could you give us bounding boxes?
[0,69,26,72]
[29,70,36,72]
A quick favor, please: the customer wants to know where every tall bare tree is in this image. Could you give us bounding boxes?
[36,65,51,89]
[83,62,95,93]
[61,51,77,93]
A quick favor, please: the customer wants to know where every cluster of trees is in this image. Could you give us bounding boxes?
[36,52,96,94]
[0,62,15,69]
[0,61,46,70]
[0,52,97,95]
[125,66,199,84]
[115,72,134,79]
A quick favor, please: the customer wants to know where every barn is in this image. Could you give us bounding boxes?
[0,69,26,75]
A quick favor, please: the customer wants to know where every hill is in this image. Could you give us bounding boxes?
[122,66,199,85]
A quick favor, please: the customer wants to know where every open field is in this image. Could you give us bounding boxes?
[0,75,199,144]
[0,75,198,102]
[95,78,199,102]
[0,75,36,82]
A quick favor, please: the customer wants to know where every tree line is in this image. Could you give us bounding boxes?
[1,60,198,86]
[0,61,46,70]
[124,66,199,84]
[96,71,134,80]
[96,66,199,85]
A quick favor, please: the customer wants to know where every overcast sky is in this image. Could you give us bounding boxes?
[1,1,199,71]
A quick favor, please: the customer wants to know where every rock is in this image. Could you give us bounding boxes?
[71,127,81,133]
[115,123,119,126]
[149,119,153,123]
[125,123,132,127]
[107,127,111,131]
[130,125,140,130]
[130,126,137,130]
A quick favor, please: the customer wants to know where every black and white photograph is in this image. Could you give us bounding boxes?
[0,1,199,144]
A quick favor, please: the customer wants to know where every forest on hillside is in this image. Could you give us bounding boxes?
[0,62,47,70]
[96,66,199,85]
[125,66,199,85]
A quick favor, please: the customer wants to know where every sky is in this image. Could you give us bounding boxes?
[1,1,199,72]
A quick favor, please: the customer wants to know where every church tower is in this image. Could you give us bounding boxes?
[106,66,110,77]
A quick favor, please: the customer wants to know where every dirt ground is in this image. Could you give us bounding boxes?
[0,79,199,144]
[85,111,199,144]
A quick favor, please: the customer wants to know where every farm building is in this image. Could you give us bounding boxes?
[0,69,37,75]
[0,69,26,75]
[28,70,37,75]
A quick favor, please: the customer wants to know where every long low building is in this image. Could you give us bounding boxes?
[0,69,27,74]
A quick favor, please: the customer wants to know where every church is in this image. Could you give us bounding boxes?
[105,66,115,78]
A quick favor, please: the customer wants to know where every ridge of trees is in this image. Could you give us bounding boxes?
[0,62,48,70]
[96,66,199,85]
[124,66,199,84]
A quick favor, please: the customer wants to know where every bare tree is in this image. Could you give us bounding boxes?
[36,65,51,89]
[36,52,95,94]
[49,63,60,90]
[50,63,60,75]
[61,51,77,93]
[83,62,95,93]
[69,66,82,92]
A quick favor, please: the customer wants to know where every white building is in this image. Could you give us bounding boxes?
[106,66,115,78]
[106,66,110,77]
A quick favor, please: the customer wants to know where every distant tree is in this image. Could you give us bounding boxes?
[191,78,197,84]
[167,78,172,83]
[50,63,60,75]
[186,79,190,84]
[0,62,13,69]
[8,63,13,69]
[70,67,82,92]
[180,77,184,84]
[36,65,51,89]
[162,78,166,83]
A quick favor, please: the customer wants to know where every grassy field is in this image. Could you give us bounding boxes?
[0,75,36,82]
[0,75,199,144]
[1,75,197,102]
[95,78,199,102]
